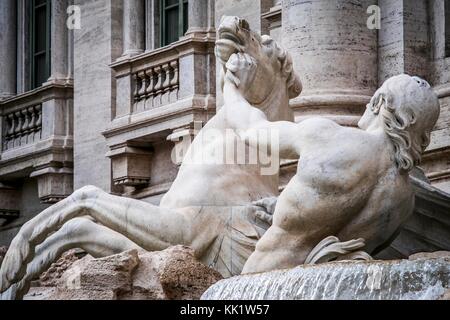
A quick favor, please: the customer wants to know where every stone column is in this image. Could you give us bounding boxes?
[282,0,378,126]
[145,0,159,51]
[0,0,17,99]
[186,0,208,35]
[122,0,145,57]
[48,0,69,83]
[17,0,31,94]
[67,0,74,82]
[378,0,429,84]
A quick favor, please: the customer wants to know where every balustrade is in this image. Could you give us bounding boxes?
[133,59,179,113]
[2,104,42,151]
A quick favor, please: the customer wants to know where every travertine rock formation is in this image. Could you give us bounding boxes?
[26,246,222,300]
[38,250,81,287]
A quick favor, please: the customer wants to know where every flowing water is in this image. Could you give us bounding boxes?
[202,258,450,300]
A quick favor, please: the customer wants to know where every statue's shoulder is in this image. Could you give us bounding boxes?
[298,117,341,138]
[300,117,338,128]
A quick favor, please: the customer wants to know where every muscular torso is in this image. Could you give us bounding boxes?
[272,118,414,254]
[160,110,279,208]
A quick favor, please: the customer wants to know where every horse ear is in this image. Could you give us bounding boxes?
[370,92,385,115]
[288,74,302,99]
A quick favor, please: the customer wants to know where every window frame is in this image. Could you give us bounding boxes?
[160,0,188,47]
[30,0,51,89]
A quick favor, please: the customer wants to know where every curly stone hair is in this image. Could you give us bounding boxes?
[261,35,302,99]
[368,77,440,172]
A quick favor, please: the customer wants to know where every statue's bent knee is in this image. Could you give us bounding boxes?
[70,185,103,202]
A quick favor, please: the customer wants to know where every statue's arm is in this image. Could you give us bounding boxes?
[223,52,333,158]
[244,119,302,159]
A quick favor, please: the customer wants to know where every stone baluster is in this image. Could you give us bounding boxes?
[161,63,172,105]
[169,60,179,102]
[153,66,163,108]
[7,114,15,135]
[28,106,36,144]
[162,63,172,90]
[145,68,155,110]
[21,109,30,145]
[1,117,6,151]
[14,112,22,148]
[6,114,15,150]
[136,71,147,112]
[133,73,141,103]
[137,71,147,99]
[28,106,37,135]
[35,105,42,140]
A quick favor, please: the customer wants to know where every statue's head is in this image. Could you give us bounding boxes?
[216,16,302,120]
[359,74,440,172]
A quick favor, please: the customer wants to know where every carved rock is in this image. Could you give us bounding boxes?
[127,246,223,300]
[25,246,222,300]
[37,250,81,287]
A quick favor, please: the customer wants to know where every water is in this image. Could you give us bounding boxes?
[202,258,450,300]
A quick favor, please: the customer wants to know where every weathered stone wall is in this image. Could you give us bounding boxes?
[423,0,450,193]
[73,0,123,191]
[0,179,50,246]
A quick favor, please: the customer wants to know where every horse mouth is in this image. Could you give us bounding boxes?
[218,31,243,45]
[215,32,244,65]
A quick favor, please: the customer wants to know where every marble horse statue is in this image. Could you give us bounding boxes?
[0,16,301,300]
[0,16,440,299]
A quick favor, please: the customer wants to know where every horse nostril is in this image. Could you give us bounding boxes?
[239,19,250,31]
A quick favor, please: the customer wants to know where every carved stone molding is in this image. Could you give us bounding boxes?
[290,92,371,126]
[107,144,153,187]
[104,36,215,180]
[167,126,196,166]
[261,4,281,31]
[30,167,74,204]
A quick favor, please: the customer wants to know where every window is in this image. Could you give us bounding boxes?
[160,0,188,47]
[30,0,51,89]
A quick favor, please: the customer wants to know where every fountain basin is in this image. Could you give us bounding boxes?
[202,254,450,300]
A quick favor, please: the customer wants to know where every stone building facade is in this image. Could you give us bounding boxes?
[0,0,449,246]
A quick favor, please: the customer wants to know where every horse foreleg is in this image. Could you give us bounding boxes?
[1,185,191,295]
[1,217,143,300]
